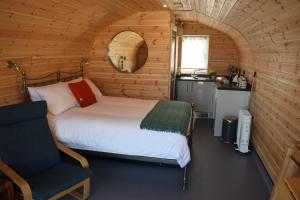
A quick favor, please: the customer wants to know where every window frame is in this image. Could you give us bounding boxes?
[180,35,210,74]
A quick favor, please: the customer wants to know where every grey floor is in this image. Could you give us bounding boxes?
[80,119,270,200]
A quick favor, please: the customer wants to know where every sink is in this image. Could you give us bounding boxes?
[180,76,195,80]
[195,77,210,81]
[179,76,210,81]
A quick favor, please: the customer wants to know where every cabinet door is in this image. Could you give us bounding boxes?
[192,81,213,112]
[211,85,217,119]
[176,81,190,103]
[207,82,216,115]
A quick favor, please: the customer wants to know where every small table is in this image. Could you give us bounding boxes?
[0,177,14,200]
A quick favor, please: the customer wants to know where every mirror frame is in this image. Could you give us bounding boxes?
[106,31,148,73]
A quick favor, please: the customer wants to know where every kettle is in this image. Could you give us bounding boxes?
[238,75,247,89]
[232,74,239,86]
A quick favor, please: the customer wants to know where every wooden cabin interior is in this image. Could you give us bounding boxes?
[0,0,299,200]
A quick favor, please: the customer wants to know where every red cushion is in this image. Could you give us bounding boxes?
[68,80,97,107]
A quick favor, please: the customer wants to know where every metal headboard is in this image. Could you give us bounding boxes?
[7,58,89,102]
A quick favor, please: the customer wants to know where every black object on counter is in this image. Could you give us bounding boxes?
[221,116,238,144]
[216,82,251,91]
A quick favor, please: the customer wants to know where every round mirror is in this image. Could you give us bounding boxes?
[107,31,148,73]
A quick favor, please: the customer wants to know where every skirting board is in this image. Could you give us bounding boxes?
[251,148,274,193]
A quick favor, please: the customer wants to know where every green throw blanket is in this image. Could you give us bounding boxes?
[140,100,192,135]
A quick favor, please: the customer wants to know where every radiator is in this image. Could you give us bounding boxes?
[235,110,252,153]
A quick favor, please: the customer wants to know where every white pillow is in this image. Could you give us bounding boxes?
[65,77,83,83]
[84,79,103,100]
[35,82,77,115]
[28,82,63,102]
[28,78,83,102]
[28,87,42,101]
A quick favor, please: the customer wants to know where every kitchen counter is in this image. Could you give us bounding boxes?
[216,82,252,91]
[176,76,251,91]
[176,76,214,82]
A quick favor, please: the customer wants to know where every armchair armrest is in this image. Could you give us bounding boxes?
[0,160,32,200]
[56,142,89,169]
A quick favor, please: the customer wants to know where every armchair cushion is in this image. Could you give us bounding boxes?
[0,101,47,125]
[0,101,60,178]
[27,162,92,200]
[0,101,92,200]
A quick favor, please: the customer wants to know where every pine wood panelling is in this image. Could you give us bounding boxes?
[236,1,300,182]
[182,22,239,74]
[162,0,300,183]
[89,11,172,100]
[0,0,299,185]
[0,0,165,105]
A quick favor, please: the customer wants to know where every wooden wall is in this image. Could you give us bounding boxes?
[0,1,107,105]
[235,1,300,183]
[0,0,164,105]
[168,0,300,183]
[0,0,299,185]
[182,22,239,74]
[89,11,172,100]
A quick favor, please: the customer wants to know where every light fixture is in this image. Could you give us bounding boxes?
[79,57,90,76]
[7,60,27,100]
[7,60,23,73]
[163,4,167,8]
[80,57,90,65]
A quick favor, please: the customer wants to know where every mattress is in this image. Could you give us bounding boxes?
[47,96,191,167]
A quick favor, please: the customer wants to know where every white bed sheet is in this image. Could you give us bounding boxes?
[48,96,190,167]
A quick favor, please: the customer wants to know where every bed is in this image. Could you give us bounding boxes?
[48,96,191,168]
[7,60,194,190]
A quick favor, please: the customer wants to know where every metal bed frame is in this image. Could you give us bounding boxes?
[7,59,194,191]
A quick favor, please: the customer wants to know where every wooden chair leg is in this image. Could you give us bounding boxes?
[83,178,90,199]
[68,178,90,200]
[6,181,14,200]
[0,180,14,200]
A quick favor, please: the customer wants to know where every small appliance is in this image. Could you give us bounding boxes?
[238,75,247,89]
[235,110,252,153]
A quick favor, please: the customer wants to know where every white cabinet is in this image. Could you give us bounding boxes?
[213,89,250,136]
[176,80,216,117]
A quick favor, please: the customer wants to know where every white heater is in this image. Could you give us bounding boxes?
[235,110,252,153]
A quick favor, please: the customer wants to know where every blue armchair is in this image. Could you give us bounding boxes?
[0,101,92,200]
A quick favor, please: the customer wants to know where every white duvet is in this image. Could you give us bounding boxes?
[48,96,190,167]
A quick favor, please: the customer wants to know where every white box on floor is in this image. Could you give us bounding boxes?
[235,110,252,153]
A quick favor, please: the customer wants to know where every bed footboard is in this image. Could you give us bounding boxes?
[182,104,195,191]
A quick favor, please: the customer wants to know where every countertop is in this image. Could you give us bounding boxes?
[176,76,252,91]
[216,82,252,91]
[176,76,215,82]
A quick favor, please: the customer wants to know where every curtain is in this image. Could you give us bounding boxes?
[181,36,209,70]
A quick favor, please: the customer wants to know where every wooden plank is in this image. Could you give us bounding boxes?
[89,11,171,100]
[0,0,299,187]
[182,22,239,73]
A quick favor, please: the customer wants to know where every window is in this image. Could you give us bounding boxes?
[181,35,209,73]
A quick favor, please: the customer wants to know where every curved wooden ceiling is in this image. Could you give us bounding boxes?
[0,0,164,44]
[164,0,299,183]
[2,0,298,61]
[166,0,299,65]
[1,0,299,182]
